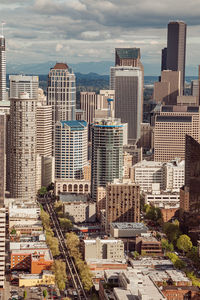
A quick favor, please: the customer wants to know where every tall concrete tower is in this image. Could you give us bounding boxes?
[167,21,187,95]
[9,93,37,201]
[0,33,6,101]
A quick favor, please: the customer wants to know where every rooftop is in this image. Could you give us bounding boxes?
[60,120,87,130]
[111,222,148,231]
[52,62,68,69]
[161,105,199,113]
[116,48,140,59]
[133,159,163,168]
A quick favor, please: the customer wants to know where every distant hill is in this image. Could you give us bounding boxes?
[7,61,114,76]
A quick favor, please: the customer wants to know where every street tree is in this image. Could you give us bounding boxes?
[23,291,27,299]
[43,289,48,299]
[163,222,181,243]
[161,239,174,253]
[38,186,47,196]
[51,260,67,291]
[176,234,192,254]
[59,218,73,231]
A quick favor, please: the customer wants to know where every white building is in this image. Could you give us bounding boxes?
[132,160,164,192]
[9,75,39,99]
[55,120,88,179]
[163,159,185,192]
[60,194,96,223]
[144,188,180,209]
[0,36,6,102]
[84,238,124,261]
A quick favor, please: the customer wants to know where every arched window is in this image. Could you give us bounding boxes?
[68,184,72,192]
[74,184,78,192]
[79,184,83,193]
[85,184,88,192]
[63,184,67,192]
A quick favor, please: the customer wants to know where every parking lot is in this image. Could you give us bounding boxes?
[9,284,60,300]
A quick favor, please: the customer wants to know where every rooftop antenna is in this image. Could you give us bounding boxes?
[1,22,5,36]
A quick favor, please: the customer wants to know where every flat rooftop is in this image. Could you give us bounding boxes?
[111,222,148,231]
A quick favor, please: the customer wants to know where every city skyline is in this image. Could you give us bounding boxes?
[1,0,200,75]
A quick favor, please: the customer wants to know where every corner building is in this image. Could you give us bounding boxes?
[91,118,124,199]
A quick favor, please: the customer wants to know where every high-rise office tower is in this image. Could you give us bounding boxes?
[114,66,143,144]
[47,63,76,125]
[115,48,143,69]
[106,181,140,232]
[154,105,200,162]
[166,21,187,95]
[161,47,167,71]
[9,75,39,99]
[91,118,124,199]
[55,120,88,179]
[9,93,37,201]
[0,113,5,204]
[0,35,6,101]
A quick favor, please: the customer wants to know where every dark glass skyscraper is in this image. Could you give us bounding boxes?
[166,21,187,95]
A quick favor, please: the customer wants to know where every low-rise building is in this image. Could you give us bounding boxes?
[19,271,55,287]
[59,193,96,223]
[144,190,180,209]
[84,238,124,261]
[10,242,53,274]
[132,160,164,192]
[54,178,90,195]
[163,159,185,192]
[135,234,162,256]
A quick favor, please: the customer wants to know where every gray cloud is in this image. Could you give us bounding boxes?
[1,0,200,74]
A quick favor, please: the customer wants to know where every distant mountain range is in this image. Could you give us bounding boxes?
[7,61,113,76]
[7,60,199,77]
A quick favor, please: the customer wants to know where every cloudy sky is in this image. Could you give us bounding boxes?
[1,0,200,75]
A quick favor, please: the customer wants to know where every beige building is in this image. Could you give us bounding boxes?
[54,178,90,195]
[154,106,200,162]
[9,93,37,201]
[97,187,106,220]
[84,238,124,261]
[19,271,55,287]
[154,70,181,105]
[123,152,132,179]
[177,95,198,106]
[62,200,96,224]
[80,90,115,126]
[106,181,140,232]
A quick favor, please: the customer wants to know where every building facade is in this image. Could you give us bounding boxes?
[9,93,37,201]
[9,75,39,99]
[91,118,124,199]
[0,113,5,205]
[114,67,143,144]
[106,181,140,232]
[0,36,6,101]
[166,21,187,95]
[132,160,164,192]
[47,63,76,125]
[55,120,88,179]
[154,106,200,162]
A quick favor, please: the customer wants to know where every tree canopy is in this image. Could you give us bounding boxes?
[176,234,193,254]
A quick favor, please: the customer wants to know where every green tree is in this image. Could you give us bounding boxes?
[187,246,200,266]
[163,222,181,243]
[38,186,47,196]
[40,210,50,229]
[145,205,162,222]
[80,264,93,291]
[23,290,27,299]
[43,289,48,299]
[66,232,81,259]
[174,259,186,270]
[176,234,192,254]
[59,218,73,231]
[46,236,60,257]
[132,251,140,259]
[51,260,67,291]
[161,238,174,253]
[54,201,63,214]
